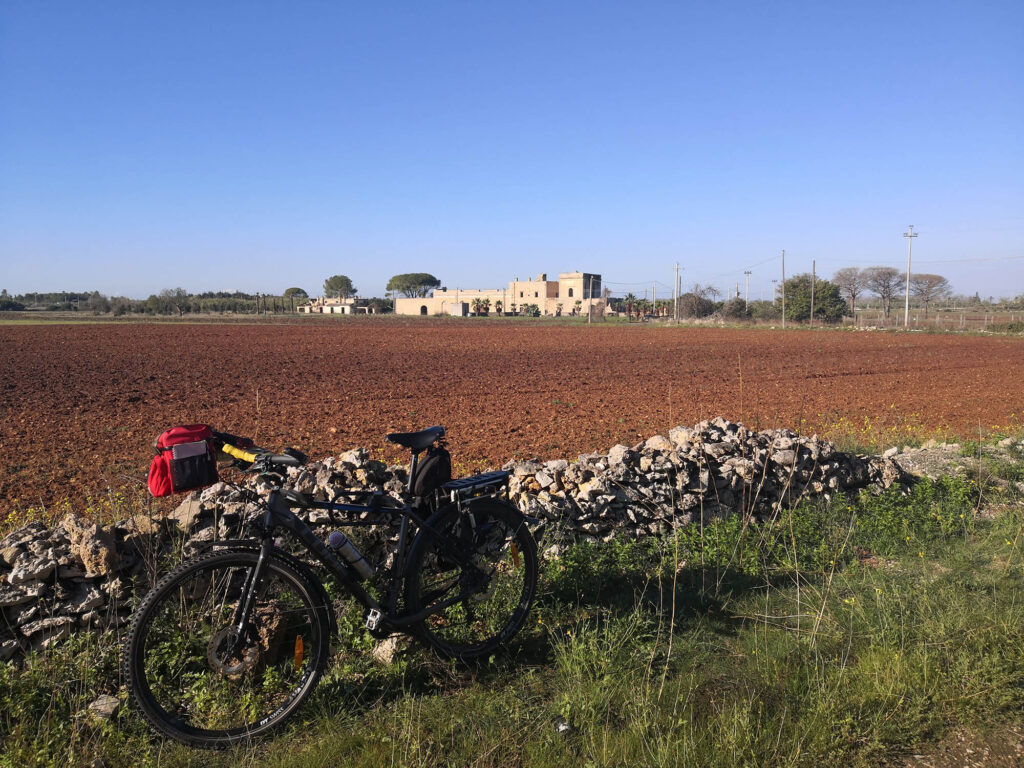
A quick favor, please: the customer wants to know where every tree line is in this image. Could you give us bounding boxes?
[3,268,1018,321]
[613,268,1019,324]
[0,288,316,316]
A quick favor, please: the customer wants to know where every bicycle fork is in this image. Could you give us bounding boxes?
[226,537,275,656]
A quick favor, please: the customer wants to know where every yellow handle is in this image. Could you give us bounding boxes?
[220,442,260,464]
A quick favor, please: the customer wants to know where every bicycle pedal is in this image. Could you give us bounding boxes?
[365,609,383,631]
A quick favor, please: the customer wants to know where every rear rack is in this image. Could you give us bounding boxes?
[442,470,510,505]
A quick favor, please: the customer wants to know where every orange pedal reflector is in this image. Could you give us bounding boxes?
[294,635,304,671]
[510,542,520,568]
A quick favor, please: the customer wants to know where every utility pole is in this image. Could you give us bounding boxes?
[652,283,656,318]
[810,260,816,327]
[903,225,918,328]
[673,262,680,323]
[744,271,751,304]
[587,275,594,324]
[781,250,786,329]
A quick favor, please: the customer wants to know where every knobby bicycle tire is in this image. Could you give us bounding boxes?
[405,498,538,660]
[123,548,332,748]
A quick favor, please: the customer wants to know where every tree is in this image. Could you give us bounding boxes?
[781,274,847,323]
[85,291,110,314]
[833,267,867,314]
[471,298,483,316]
[909,273,951,317]
[622,293,638,320]
[679,292,716,318]
[863,266,903,318]
[494,299,503,315]
[748,300,780,321]
[721,297,749,320]
[387,273,441,298]
[283,287,308,298]
[691,283,722,301]
[323,275,356,299]
[159,288,189,316]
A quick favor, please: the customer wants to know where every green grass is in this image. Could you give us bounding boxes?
[3,471,1024,767]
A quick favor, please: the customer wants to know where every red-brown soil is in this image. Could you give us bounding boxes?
[2,318,1023,515]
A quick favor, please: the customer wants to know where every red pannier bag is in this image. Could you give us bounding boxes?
[148,425,218,497]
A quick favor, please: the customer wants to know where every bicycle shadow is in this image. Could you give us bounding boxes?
[307,553,801,720]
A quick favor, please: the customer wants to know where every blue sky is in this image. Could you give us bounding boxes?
[1,1,1021,300]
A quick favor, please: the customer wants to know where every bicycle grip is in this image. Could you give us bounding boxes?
[220,442,259,464]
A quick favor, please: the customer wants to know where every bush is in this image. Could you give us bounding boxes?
[721,298,749,320]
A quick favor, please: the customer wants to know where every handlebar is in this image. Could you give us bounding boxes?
[212,431,307,471]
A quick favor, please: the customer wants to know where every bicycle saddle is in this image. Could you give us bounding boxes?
[385,425,446,452]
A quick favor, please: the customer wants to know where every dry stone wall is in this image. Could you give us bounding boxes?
[0,419,909,659]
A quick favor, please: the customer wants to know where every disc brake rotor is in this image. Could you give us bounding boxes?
[207,628,260,677]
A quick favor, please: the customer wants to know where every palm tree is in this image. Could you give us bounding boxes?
[573,299,582,316]
[471,298,483,316]
[555,302,563,317]
[623,293,638,321]
[494,299,503,315]
[480,297,490,316]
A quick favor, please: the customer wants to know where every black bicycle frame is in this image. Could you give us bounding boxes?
[225,487,489,646]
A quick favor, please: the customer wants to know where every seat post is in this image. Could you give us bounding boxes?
[406,451,420,497]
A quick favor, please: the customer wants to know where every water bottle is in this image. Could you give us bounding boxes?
[327,531,375,580]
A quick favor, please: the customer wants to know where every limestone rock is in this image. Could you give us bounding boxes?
[60,513,119,577]
[1,547,22,567]
[7,554,56,584]
[0,522,48,550]
[87,694,121,722]
[20,616,74,639]
[645,435,674,453]
[0,581,46,607]
[168,497,204,532]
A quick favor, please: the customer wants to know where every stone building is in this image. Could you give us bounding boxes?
[299,297,378,315]
[394,271,603,317]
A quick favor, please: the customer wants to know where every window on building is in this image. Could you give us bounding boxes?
[519,292,523,298]
[534,291,538,298]
[568,288,574,298]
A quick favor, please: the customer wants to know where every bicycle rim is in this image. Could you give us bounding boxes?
[407,501,537,660]
[126,550,329,747]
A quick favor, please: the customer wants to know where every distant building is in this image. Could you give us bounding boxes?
[394,272,603,317]
[298,297,379,314]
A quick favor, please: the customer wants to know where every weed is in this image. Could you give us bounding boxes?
[3,471,1023,767]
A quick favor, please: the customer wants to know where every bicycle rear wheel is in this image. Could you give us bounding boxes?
[405,499,538,660]
[123,549,331,747]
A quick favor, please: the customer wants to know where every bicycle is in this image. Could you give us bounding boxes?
[123,425,539,748]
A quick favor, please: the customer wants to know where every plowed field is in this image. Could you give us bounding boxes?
[2,318,1023,515]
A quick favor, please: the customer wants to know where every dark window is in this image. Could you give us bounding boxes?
[420,305,428,315]
[568,288,574,298]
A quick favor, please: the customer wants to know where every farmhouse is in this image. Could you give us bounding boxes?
[394,271,603,316]
[299,297,379,314]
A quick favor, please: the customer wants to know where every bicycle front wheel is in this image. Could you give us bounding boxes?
[123,549,331,748]
[405,499,538,660]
